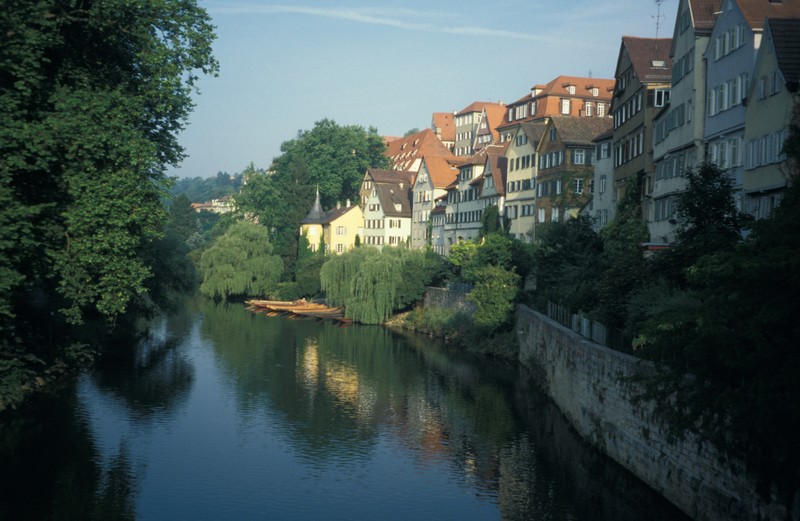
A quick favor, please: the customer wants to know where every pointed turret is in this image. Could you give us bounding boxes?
[301,186,325,224]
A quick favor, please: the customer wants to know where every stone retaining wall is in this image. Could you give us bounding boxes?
[423,287,476,315]
[516,304,794,521]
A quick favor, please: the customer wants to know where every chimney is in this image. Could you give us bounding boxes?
[336,201,341,209]
[346,199,351,208]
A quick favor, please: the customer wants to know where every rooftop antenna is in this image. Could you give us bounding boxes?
[653,0,666,38]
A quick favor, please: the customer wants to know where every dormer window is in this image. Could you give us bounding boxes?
[567,85,576,95]
[591,87,599,97]
[652,60,666,68]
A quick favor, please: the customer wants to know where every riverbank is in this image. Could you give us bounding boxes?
[386,308,519,360]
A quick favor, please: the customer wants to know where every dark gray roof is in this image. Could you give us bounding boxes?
[769,18,800,91]
[300,187,325,224]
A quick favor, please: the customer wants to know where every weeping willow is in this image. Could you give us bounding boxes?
[199,221,284,300]
[320,247,442,325]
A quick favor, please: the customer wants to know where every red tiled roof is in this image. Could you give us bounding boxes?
[621,37,673,83]
[384,128,455,171]
[455,101,506,116]
[739,0,800,31]
[431,112,455,142]
[422,156,459,189]
[689,0,721,34]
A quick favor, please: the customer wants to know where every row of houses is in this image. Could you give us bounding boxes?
[300,0,800,256]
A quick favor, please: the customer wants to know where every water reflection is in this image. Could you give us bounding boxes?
[0,396,139,520]
[0,296,690,521]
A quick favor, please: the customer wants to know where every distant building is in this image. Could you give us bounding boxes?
[497,75,615,143]
[191,195,234,214]
[431,112,455,152]
[384,128,455,173]
[505,121,547,242]
[454,101,506,156]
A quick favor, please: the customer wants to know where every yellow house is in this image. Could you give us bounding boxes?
[299,189,364,254]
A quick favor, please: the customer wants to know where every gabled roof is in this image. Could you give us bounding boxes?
[498,75,615,129]
[431,112,455,142]
[374,181,412,217]
[366,168,414,187]
[738,0,800,31]
[689,0,721,34]
[531,75,616,100]
[321,204,360,225]
[768,17,800,91]
[455,101,505,116]
[483,149,508,197]
[619,37,673,83]
[421,155,459,189]
[549,116,613,146]
[520,121,548,145]
[384,128,455,171]
[592,126,615,143]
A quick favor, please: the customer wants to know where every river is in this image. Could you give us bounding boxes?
[0,296,690,520]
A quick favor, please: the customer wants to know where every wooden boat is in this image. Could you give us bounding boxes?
[246,299,348,323]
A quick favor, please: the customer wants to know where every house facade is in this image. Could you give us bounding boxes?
[410,156,459,250]
[612,36,672,217]
[362,178,413,250]
[299,189,363,254]
[535,117,611,226]
[743,17,800,218]
[454,102,506,156]
[587,128,615,231]
[650,0,717,244]
[505,121,546,242]
[496,76,615,142]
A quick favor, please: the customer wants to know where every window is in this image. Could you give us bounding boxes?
[597,103,605,118]
[591,87,599,97]
[567,85,575,94]
[573,149,585,164]
[538,208,545,222]
[585,102,593,117]
[551,207,560,222]
[599,175,607,194]
[574,178,584,195]
[654,89,670,107]
[561,99,570,114]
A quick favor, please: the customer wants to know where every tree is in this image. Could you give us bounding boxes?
[236,119,390,276]
[199,221,283,300]
[533,215,603,314]
[595,176,650,329]
[320,247,442,324]
[467,266,520,333]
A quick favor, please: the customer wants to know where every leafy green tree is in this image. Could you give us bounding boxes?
[595,176,650,329]
[479,205,510,238]
[199,221,283,300]
[466,266,520,332]
[168,194,199,243]
[236,119,390,276]
[533,215,603,313]
[0,0,217,406]
[320,247,441,324]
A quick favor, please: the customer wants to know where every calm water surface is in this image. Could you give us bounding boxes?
[0,297,690,520]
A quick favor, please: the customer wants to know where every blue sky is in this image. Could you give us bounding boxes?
[171,1,679,178]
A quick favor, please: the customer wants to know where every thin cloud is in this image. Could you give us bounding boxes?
[209,3,575,45]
